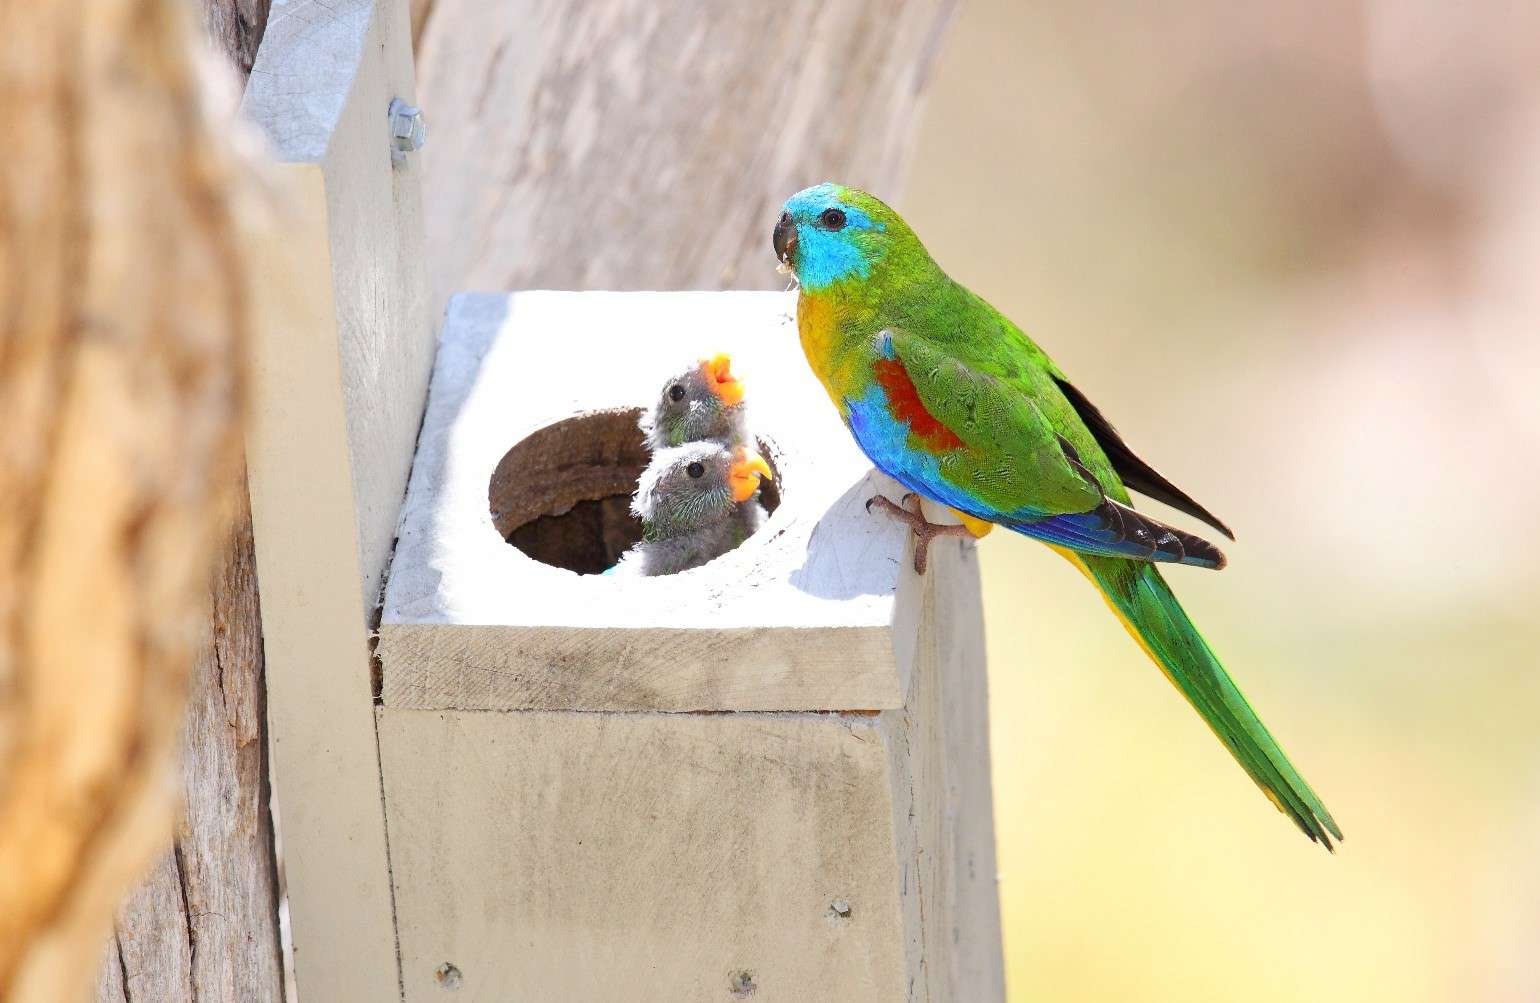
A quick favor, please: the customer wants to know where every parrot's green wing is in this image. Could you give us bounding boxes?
[877,328,1227,568]
[880,328,1100,516]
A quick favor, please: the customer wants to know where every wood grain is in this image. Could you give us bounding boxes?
[98,501,285,1003]
[380,707,910,1001]
[0,0,250,997]
[199,0,270,78]
[414,0,959,309]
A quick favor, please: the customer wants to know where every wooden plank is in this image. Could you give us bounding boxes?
[378,291,923,712]
[413,0,959,308]
[240,0,433,998]
[243,161,403,1003]
[378,624,901,712]
[379,708,909,1002]
[877,513,1006,1001]
[245,0,432,610]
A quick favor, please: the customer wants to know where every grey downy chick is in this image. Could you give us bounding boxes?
[621,441,773,577]
[642,353,749,450]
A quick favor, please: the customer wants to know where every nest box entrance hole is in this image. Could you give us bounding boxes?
[489,409,782,575]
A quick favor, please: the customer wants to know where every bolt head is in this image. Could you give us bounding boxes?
[388,98,427,156]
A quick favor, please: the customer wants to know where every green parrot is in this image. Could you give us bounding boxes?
[772,182,1341,849]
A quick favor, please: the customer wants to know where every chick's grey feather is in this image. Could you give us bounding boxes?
[642,363,749,450]
[620,441,765,577]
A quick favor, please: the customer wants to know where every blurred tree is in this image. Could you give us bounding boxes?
[0,1,252,1000]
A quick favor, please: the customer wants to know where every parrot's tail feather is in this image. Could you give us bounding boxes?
[1056,548,1343,849]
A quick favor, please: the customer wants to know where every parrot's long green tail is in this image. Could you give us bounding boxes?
[1055,547,1343,850]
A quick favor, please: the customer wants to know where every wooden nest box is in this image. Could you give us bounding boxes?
[239,2,1003,1000]
[375,291,1002,998]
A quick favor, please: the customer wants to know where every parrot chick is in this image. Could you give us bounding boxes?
[643,353,749,450]
[621,441,772,577]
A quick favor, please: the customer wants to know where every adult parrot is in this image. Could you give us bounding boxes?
[773,183,1341,849]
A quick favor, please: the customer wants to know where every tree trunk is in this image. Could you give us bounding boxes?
[199,0,271,78]
[413,0,959,306]
[0,0,252,999]
[91,3,287,1002]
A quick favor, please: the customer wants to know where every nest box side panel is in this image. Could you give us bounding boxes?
[242,1,427,999]
[378,708,908,1002]
[878,539,1007,1001]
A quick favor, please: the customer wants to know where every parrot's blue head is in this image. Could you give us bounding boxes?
[774,183,910,291]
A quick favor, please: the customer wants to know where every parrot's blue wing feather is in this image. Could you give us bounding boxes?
[848,401,1224,569]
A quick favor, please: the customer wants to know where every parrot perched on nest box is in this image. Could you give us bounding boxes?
[618,441,773,577]
[771,182,1341,850]
[643,354,750,450]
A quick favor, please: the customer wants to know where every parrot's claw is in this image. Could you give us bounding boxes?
[865,493,973,575]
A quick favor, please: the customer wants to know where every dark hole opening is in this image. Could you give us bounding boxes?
[490,409,780,575]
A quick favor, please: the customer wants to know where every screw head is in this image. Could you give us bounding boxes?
[388,97,426,164]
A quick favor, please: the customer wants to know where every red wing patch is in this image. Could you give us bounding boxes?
[872,358,966,451]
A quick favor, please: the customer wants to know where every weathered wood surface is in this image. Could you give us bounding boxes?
[413,0,959,308]
[377,522,1002,1001]
[100,497,285,1003]
[200,0,270,78]
[0,0,250,997]
[378,292,923,712]
[879,528,1006,1001]
[239,0,434,998]
[380,708,909,1000]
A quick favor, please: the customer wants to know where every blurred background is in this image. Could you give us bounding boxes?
[903,2,1540,1000]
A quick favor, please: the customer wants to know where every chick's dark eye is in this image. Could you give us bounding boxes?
[820,207,847,230]
[668,384,686,402]
[685,461,705,479]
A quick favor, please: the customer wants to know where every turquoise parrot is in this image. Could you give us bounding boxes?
[772,182,1341,849]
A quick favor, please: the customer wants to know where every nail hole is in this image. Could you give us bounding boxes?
[829,898,852,920]
[435,963,462,990]
[729,969,757,997]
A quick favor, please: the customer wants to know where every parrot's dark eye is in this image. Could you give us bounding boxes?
[819,207,847,230]
[668,384,686,402]
[685,461,705,479]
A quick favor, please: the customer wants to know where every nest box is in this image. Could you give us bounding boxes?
[372,291,1003,998]
[238,2,1004,999]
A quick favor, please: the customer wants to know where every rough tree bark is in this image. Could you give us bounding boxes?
[0,0,254,999]
[413,0,959,304]
[200,0,271,78]
[93,3,286,1003]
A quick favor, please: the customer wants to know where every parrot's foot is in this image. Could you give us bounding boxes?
[865,493,973,575]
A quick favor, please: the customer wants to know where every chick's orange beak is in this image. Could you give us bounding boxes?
[701,353,745,407]
[728,446,773,503]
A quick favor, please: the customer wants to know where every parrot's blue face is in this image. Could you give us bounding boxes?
[774,183,889,290]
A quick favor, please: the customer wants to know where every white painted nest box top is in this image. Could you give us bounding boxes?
[378,291,932,712]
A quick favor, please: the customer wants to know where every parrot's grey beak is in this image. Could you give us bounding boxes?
[773,211,796,266]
